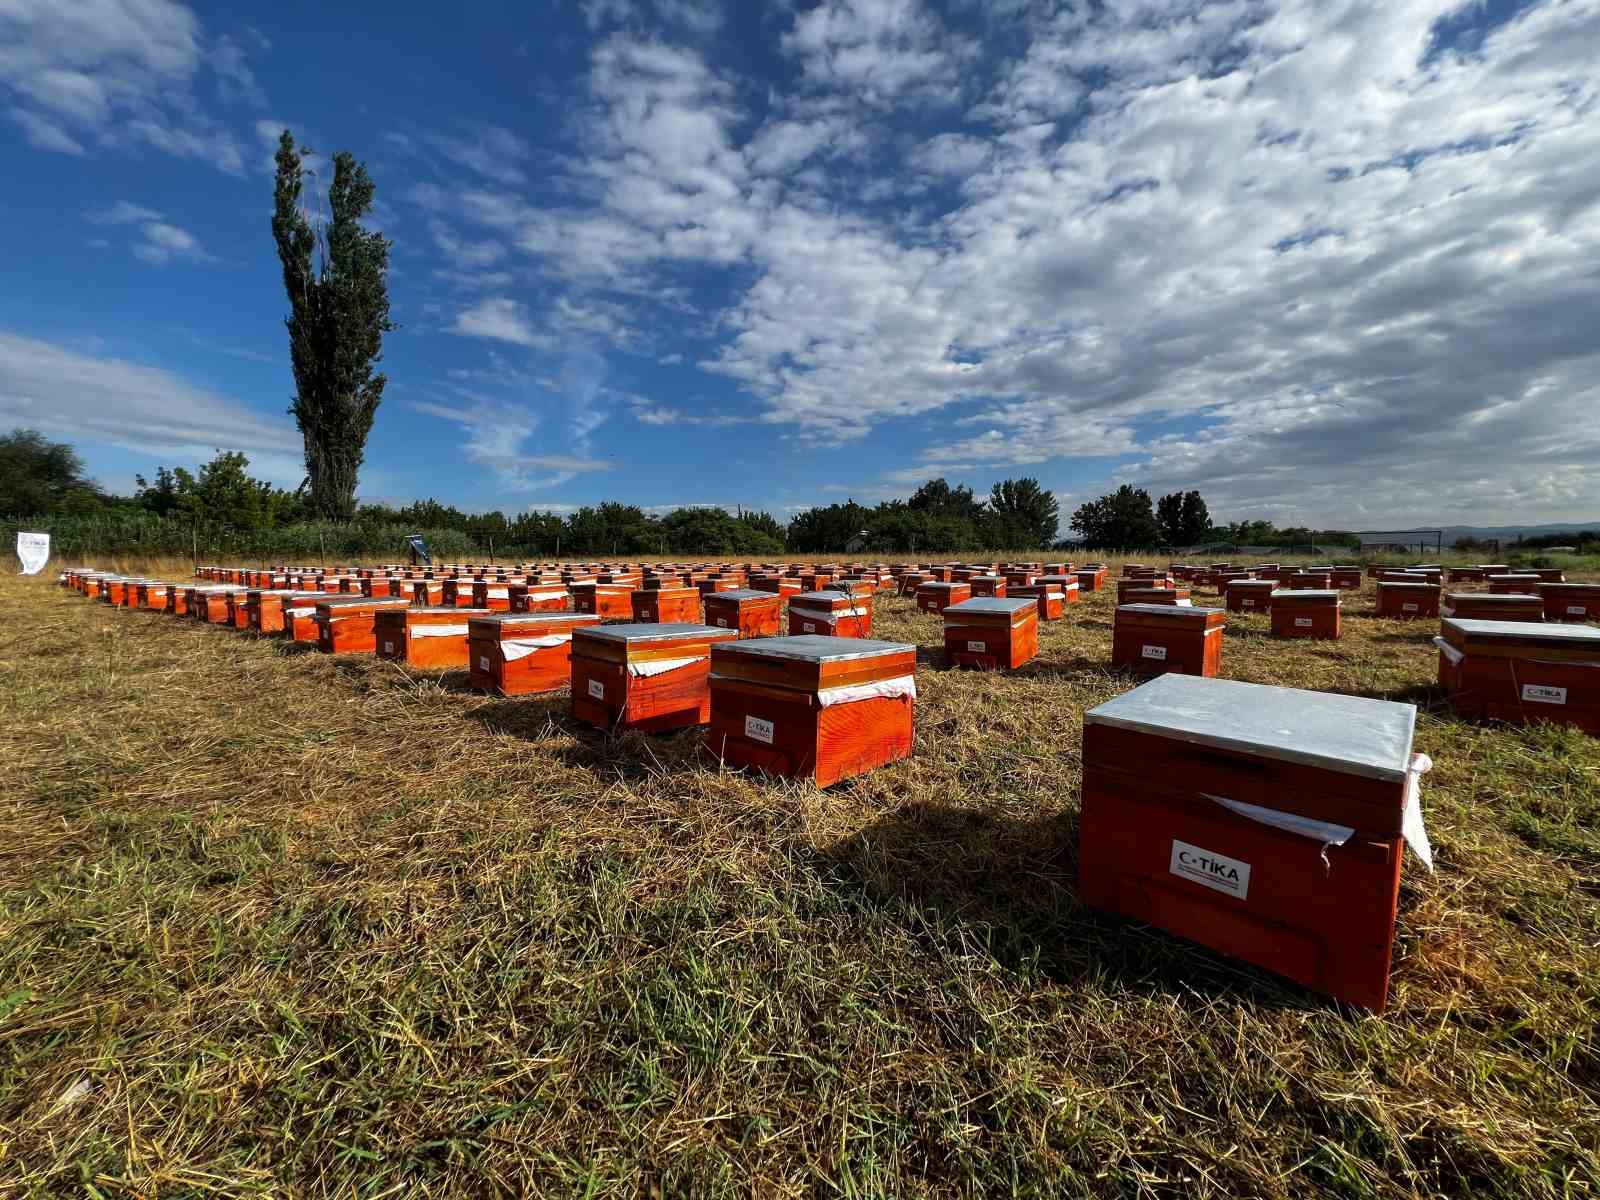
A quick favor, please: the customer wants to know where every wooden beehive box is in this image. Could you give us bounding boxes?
[697,578,741,597]
[1076,566,1108,592]
[1044,562,1070,576]
[800,572,834,591]
[1488,573,1543,595]
[706,635,916,787]
[570,623,737,733]
[1375,581,1441,619]
[1119,586,1191,607]
[1539,582,1600,623]
[571,582,635,619]
[944,597,1039,670]
[136,582,169,611]
[471,579,518,611]
[968,574,1008,598]
[1270,590,1340,639]
[703,589,784,638]
[1004,569,1038,587]
[1225,579,1275,613]
[1448,567,1486,584]
[508,582,569,613]
[632,587,702,624]
[1009,579,1077,620]
[1081,674,1430,1012]
[375,607,492,668]
[1436,618,1600,733]
[315,598,412,654]
[1329,567,1363,591]
[1441,592,1543,622]
[359,576,398,599]
[916,581,972,614]
[897,572,930,597]
[1115,577,1167,602]
[1112,604,1225,676]
[225,588,258,629]
[789,590,873,638]
[251,590,326,634]
[1284,571,1332,590]
[1529,568,1566,583]
[467,612,603,696]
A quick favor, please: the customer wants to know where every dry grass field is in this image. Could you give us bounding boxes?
[2,557,1597,1197]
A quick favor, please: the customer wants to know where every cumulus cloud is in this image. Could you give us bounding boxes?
[409,398,613,490]
[403,0,1600,524]
[0,330,302,479]
[450,297,539,346]
[86,201,212,265]
[0,0,265,173]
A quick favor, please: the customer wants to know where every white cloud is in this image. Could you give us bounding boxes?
[409,398,613,490]
[781,0,975,103]
[85,202,212,265]
[0,0,259,173]
[450,297,538,346]
[423,124,533,187]
[0,330,302,479]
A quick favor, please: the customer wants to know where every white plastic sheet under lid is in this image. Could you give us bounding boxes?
[816,674,917,707]
[790,608,843,627]
[409,624,471,639]
[1442,592,1540,605]
[944,597,1036,617]
[1442,618,1600,647]
[628,655,702,678]
[1432,637,1464,666]
[1377,581,1439,591]
[1084,673,1417,783]
[524,590,567,601]
[708,589,778,603]
[1116,602,1225,620]
[501,634,572,662]
[1269,589,1341,600]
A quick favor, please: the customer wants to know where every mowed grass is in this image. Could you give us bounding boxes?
[1,560,1597,1198]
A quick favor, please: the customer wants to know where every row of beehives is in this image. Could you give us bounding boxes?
[58,563,1445,1014]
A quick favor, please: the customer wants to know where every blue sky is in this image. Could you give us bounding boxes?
[1,0,1597,527]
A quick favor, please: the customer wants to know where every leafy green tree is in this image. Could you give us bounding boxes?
[510,510,566,554]
[396,498,467,530]
[1157,490,1212,546]
[564,502,657,555]
[273,130,394,520]
[785,501,875,553]
[986,477,1059,547]
[908,478,983,521]
[1070,485,1161,549]
[138,452,299,531]
[736,510,785,542]
[0,429,100,515]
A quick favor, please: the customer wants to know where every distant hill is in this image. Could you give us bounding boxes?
[1438,522,1600,543]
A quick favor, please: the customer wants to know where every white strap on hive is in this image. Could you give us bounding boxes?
[1403,753,1434,871]
[1431,636,1464,666]
[817,674,917,707]
[525,590,567,602]
[1203,792,1355,853]
[481,587,509,598]
[1046,591,1065,601]
[501,634,571,661]
[628,655,702,678]
[410,623,471,639]
[791,608,844,626]
[287,605,318,617]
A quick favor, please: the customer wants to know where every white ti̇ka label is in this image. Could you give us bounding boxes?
[1570,606,1588,616]
[478,655,490,671]
[1141,644,1167,661]
[967,639,986,653]
[383,641,394,654]
[1402,603,1418,611]
[803,622,816,633]
[715,618,727,627]
[1522,684,1567,705]
[640,610,653,620]
[1295,617,1312,627]
[1170,839,1251,899]
[587,679,605,700]
[744,715,775,744]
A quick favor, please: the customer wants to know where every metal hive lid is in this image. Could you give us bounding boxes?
[713,634,914,663]
[1085,673,1416,782]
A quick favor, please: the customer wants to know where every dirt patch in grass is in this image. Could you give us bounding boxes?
[1,560,1597,1197]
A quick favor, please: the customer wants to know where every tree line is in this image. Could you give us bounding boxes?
[1068,483,1359,550]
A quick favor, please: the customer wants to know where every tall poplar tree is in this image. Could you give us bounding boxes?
[272,131,394,520]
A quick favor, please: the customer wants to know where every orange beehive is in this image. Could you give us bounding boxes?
[632,587,702,624]
[250,590,326,634]
[359,576,398,599]
[897,572,930,598]
[570,623,738,733]
[1448,567,1486,583]
[471,579,516,611]
[788,590,873,638]
[411,580,447,606]
[315,598,412,654]
[800,572,833,591]
[706,635,916,787]
[1283,571,1332,590]
[703,589,783,638]
[1436,619,1600,733]
[1270,590,1340,639]
[468,612,602,695]
[1004,569,1038,587]
[374,606,492,668]
[969,574,1008,598]
[1487,573,1543,595]
[1075,566,1108,592]
[915,581,972,614]
[1119,586,1190,607]
[697,578,742,597]
[943,597,1039,670]
[509,582,569,613]
[1225,579,1275,614]
[1375,581,1441,619]
[225,588,258,629]
[1009,579,1077,620]
[571,582,635,619]
[1080,674,1432,1012]
[1329,567,1364,591]
[1441,592,1543,622]
[1539,582,1600,623]
[135,582,170,611]
[1112,604,1226,676]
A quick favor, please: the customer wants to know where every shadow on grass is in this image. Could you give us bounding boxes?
[825,800,1326,1012]
[463,694,712,782]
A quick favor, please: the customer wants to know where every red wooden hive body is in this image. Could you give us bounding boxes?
[1112,603,1226,676]
[1080,673,1429,1012]
[1270,590,1340,639]
[468,613,602,695]
[315,598,412,654]
[706,635,916,787]
[1375,581,1441,619]
[570,623,738,733]
[375,607,492,669]
[1440,592,1543,622]
[1539,582,1600,623]
[571,583,635,619]
[703,589,784,638]
[915,581,972,614]
[943,597,1039,670]
[1435,618,1600,733]
[788,590,874,638]
[1225,579,1274,613]
[632,587,702,624]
